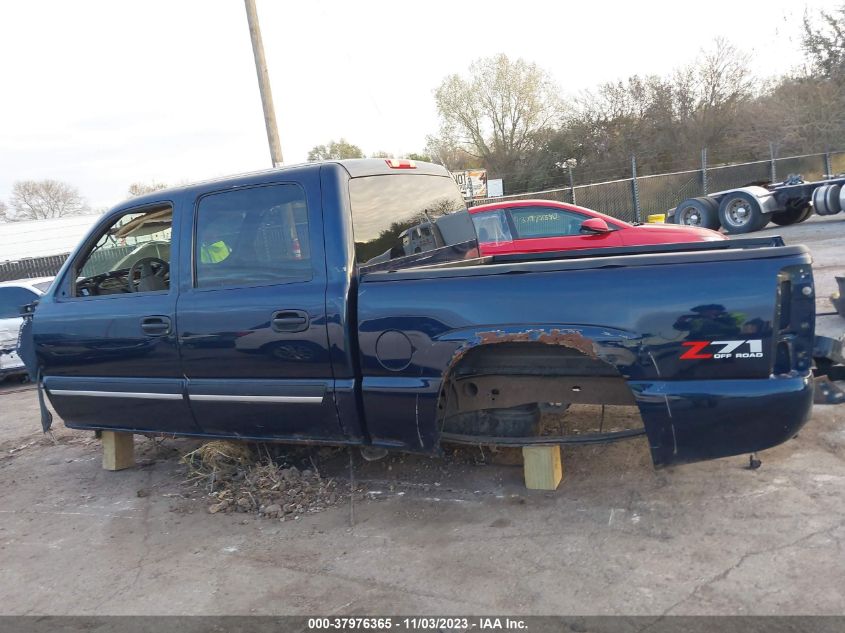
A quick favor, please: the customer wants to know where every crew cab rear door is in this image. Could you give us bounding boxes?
[176,176,343,440]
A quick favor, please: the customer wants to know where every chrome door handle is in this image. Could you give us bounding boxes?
[141,316,171,336]
[271,310,309,333]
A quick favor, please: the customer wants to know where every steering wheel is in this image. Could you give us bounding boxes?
[128,257,169,293]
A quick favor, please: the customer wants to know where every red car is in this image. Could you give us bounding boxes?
[468,200,725,256]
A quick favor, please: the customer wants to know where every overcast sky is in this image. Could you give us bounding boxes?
[0,0,840,210]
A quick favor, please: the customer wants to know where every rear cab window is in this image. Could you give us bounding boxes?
[349,173,476,270]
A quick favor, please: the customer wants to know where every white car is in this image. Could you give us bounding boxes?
[0,277,53,380]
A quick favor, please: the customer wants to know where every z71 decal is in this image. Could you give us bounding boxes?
[680,340,764,360]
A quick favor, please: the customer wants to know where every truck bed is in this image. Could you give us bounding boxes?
[357,237,815,466]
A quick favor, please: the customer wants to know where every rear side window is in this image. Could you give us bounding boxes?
[0,287,38,319]
[471,210,513,244]
[194,184,311,289]
[508,207,588,238]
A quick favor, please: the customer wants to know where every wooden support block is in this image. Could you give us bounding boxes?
[522,445,562,490]
[101,431,135,471]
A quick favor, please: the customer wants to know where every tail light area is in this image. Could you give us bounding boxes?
[773,265,815,375]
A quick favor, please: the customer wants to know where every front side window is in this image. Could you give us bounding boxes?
[508,207,590,239]
[74,205,173,297]
[0,287,38,319]
[194,184,311,289]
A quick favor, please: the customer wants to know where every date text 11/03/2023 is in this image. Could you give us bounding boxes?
[307,617,528,630]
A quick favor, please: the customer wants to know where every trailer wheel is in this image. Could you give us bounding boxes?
[673,197,720,230]
[826,184,842,215]
[771,204,812,226]
[796,204,813,223]
[813,185,841,216]
[812,187,828,215]
[718,191,766,234]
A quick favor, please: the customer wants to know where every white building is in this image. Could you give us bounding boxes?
[0,215,101,263]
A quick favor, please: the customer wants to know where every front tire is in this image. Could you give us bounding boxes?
[718,192,766,234]
[674,197,720,230]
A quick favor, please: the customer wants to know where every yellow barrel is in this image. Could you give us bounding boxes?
[646,213,666,223]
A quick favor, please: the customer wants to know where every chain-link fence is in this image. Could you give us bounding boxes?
[470,149,845,223]
[4,149,845,281]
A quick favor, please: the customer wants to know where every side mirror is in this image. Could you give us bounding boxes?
[580,218,610,234]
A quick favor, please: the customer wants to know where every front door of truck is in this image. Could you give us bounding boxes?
[33,201,198,434]
[176,178,343,440]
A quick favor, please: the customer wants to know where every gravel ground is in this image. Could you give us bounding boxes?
[0,214,844,616]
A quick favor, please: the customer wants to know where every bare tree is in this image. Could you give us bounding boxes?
[424,134,475,170]
[683,38,754,151]
[558,37,754,181]
[128,181,168,197]
[9,180,89,221]
[405,152,433,162]
[432,54,564,177]
[307,139,364,161]
[0,199,8,222]
[737,76,845,154]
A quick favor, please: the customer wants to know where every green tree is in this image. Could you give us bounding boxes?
[803,4,845,81]
[307,139,364,161]
[432,54,563,183]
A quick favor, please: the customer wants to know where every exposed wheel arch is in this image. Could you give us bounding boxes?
[437,340,638,429]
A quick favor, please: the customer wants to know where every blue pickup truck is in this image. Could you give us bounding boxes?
[18,159,816,467]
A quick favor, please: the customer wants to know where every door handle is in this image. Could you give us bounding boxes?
[141,316,171,336]
[271,310,309,333]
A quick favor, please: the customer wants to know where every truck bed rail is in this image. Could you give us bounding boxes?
[488,236,786,265]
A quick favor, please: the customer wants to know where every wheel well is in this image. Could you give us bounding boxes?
[437,342,636,421]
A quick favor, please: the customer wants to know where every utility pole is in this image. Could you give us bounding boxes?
[244,0,283,167]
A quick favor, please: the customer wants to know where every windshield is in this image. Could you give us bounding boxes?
[348,174,476,269]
